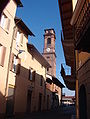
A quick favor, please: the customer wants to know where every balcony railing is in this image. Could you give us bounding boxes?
[75,0,90,45]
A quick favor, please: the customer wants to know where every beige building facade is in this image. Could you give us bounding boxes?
[0,0,22,117]
[0,1,64,118]
[0,9,51,117]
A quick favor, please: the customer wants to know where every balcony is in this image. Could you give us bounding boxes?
[61,64,76,90]
[61,38,75,67]
[71,0,90,52]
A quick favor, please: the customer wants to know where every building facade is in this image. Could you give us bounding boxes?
[58,0,90,119]
[46,74,64,108]
[0,0,22,118]
[0,1,51,117]
[71,1,90,119]
[0,1,64,118]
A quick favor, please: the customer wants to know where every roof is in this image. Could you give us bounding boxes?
[58,0,73,40]
[44,28,55,33]
[58,0,75,67]
[14,17,35,36]
[52,76,65,88]
[46,73,65,88]
[61,39,75,67]
[14,0,23,7]
[27,44,51,68]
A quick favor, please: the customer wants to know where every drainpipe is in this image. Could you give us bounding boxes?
[75,51,79,119]
[5,19,21,96]
[74,24,79,119]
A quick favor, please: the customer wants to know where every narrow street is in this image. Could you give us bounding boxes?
[15,105,75,119]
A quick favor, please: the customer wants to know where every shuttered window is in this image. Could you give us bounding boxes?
[28,69,32,80]
[0,13,10,32]
[16,58,21,74]
[10,53,21,74]
[5,18,10,31]
[20,33,23,45]
[32,71,35,81]
[28,69,35,81]
[40,75,43,86]
[10,53,14,71]
[0,44,6,67]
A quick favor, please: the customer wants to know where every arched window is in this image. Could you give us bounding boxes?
[47,38,51,45]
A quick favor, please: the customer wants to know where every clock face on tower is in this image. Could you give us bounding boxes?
[46,47,50,52]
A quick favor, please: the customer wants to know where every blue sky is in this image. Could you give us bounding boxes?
[16,0,75,96]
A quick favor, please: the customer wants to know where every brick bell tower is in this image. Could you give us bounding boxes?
[42,29,56,77]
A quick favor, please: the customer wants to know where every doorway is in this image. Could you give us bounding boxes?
[47,95,49,110]
[79,84,87,119]
[6,87,14,117]
[38,93,42,111]
[26,90,32,113]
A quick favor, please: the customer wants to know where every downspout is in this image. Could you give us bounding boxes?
[73,25,79,119]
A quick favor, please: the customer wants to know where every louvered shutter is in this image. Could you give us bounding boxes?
[28,69,31,80]
[10,53,14,71]
[32,71,36,81]
[16,58,21,74]
[6,18,10,31]
[20,33,23,44]
[14,27,18,39]
[0,46,6,66]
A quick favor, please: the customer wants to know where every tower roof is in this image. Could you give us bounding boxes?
[44,28,55,34]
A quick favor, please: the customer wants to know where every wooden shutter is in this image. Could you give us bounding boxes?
[28,69,31,80]
[6,18,10,31]
[10,53,14,71]
[0,46,6,66]
[16,58,21,74]
[14,27,18,39]
[40,75,43,86]
[32,71,36,81]
[20,33,23,44]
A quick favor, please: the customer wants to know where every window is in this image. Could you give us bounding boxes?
[10,53,21,74]
[28,69,32,80]
[16,30,23,49]
[16,31,21,50]
[0,13,10,32]
[8,87,14,97]
[0,44,6,67]
[47,68,49,71]
[12,55,17,72]
[28,69,35,81]
[40,75,43,86]
[20,33,23,45]
[47,38,51,45]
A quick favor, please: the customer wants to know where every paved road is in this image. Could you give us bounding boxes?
[15,105,76,119]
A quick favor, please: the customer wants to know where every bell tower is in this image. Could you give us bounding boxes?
[43,29,56,76]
